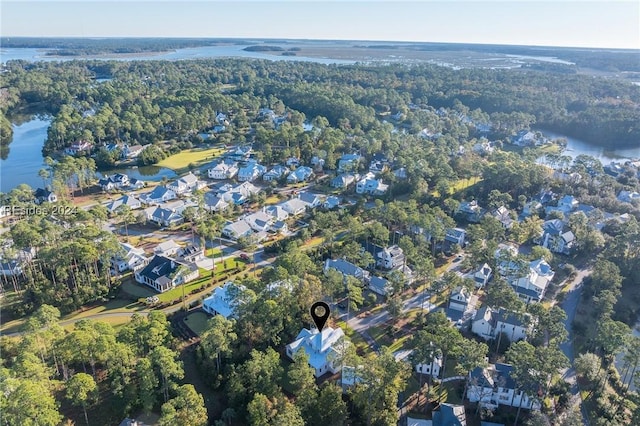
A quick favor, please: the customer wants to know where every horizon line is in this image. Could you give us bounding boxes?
[1,36,638,52]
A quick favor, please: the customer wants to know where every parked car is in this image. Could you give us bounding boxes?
[239,253,250,261]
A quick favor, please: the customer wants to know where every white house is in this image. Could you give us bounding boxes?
[208,162,239,180]
[280,198,308,216]
[617,190,640,204]
[298,192,323,208]
[491,206,514,229]
[262,165,289,182]
[98,173,130,191]
[368,276,391,296]
[323,196,341,210]
[445,228,466,247]
[112,243,149,273]
[324,258,368,282]
[203,191,230,212]
[134,255,199,293]
[538,219,575,255]
[394,349,441,379]
[331,173,356,189]
[34,188,58,204]
[287,166,314,183]
[286,327,347,378]
[508,258,555,303]
[264,205,289,221]
[219,182,261,205]
[167,172,205,195]
[222,220,253,240]
[474,263,492,288]
[468,363,541,410]
[121,144,145,159]
[64,140,92,156]
[355,172,388,195]
[147,206,183,227]
[243,211,274,233]
[376,245,405,270]
[471,306,529,342]
[106,195,142,213]
[203,282,245,318]
[153,240,182,258]
[448,286,471,312]
[237,161,267,182]
[139,186,176,205]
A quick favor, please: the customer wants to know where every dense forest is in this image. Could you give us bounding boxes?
[1,58,638,156]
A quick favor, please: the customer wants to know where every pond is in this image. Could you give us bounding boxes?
[1,117,175,192]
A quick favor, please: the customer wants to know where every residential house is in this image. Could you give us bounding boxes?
[34,188,57,204]
[237,160,267,182]
[208,162,239,180]
[445,228,466,248]
[355,172,388,195]
[432,403,467,426]
[394,349,441,379]
[203,282,245,318]
[139,186,176,205]
[0,260,23,277]
[331,173,356,189]
[287,166,314,183]
[177,244,204,263]
[128,178,146,190]
[617,190,640,204]
[538,219,575,255]
[508,258,555,303]
[324,258,368,282]
[445,285,474,325]
[310,156,325,170]
[203,191,230,212]
[215,112,229,125]
[473,139,495,155]
[511,130,537,146]
[154,240,182,257]
[244,211,274,233]
[468,363,541,410]
[471,306,529,342]
[264,205,289,222]
[98,173,130,191]
[474,263,492,288]
[457,200,486,223]
[338,153,362,172]
[219,182,261,205]
[222,220,253,240]
[376,245,405,270]
[368,276,391,296]
[134,255,199,293]
[167,172,205,195]
[285,157,300,167]
[368,160,387,175]
[491,206,514,229]
[280,198,308,216]
[323,196,341,210]
[262,165,289,182]
[393,167,408,180]
[112,243,149,273]
[298,192,323,209]
[272,220,288,234]
[147,206,183,227]
[229,145,252,161]
[341,365,365,393]
[106,195,142,213]
[520,201,542,219]
[121,144,145,159]
[286,327,347,378]
[64,140,92,155]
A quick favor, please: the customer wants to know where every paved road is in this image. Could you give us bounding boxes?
[558,267,592,426]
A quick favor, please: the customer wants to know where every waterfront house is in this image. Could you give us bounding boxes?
[139,186,177,205]
[167,172,205,195]
[34,188,58,204]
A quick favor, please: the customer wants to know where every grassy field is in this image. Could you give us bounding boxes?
[156,147,225,174]
[183,311,210,336]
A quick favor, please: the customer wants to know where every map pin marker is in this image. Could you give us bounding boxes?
[310,301,330,332]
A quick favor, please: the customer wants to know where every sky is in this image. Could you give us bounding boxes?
[1,1,639,50]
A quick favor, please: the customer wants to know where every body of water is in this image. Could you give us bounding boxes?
[1,118,51,192]
[536,128,640,165]
[0,118,176,193]
[0,46,355,65]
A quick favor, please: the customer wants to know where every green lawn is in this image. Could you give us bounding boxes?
[156,147,225,173]
[335,321,372,355]
[157,272,212,303]
[205,248,222,257]
[183,311,211,336]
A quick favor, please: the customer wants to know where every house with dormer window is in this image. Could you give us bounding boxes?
[134,255,199,293]
[286,326,348,377]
